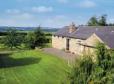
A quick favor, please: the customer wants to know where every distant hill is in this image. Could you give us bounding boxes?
[0,26,59,32]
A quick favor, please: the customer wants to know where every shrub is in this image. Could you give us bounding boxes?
[2,28,24,49]
[25,32,35,49]
[25,26,47,49]
[68,43,113,84]
[34,26,47,48]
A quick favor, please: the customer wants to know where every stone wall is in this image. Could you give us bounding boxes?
[52,36,66,50]
[52,34,110,55]
[85,33,100,54]
[69,38,85,54]
[52,35,99,55]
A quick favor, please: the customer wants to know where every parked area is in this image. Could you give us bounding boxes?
[43,48,79,63]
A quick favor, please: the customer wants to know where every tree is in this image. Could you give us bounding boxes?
[108,23,114,26]
[99,15,107,26]
[25,32,35,49]
[34,26,47,48]
[25,26,47,49]
[87,15,108,26]
[2,28,23,49]
[87,16,99,26]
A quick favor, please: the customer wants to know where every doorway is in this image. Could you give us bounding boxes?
[66,39,70,50]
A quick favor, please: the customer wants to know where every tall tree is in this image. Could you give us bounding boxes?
[87,16,99,26]
[87,15,108,26]
[99,15,107,26]
[108,23,114,26]
[34,26,47,48]
[25,32,35,49]
[25,26,47,49]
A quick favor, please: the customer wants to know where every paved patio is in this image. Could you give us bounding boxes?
[43,48,79,63]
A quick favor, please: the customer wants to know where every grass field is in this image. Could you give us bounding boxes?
[0,50,69,84]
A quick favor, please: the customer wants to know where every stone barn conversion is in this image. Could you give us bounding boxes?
[52,23,114,55]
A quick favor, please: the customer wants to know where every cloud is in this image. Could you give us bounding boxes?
[42,15,78,27]
[32,6,53,13]
[13,13,33,20]
[78,0,96,8]
[0,13,85,27]
[0,17,37,27]
[108,18,114,23]
[6,9,21,14]
[16,0,34,2]
[0,18,36,27]
[5,9,33,20]
[45,15,69,26]
[58,0,68,3]
[0,19,15,26]
[0,12,35,27]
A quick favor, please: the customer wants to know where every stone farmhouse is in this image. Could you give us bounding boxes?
[52,23,114,55]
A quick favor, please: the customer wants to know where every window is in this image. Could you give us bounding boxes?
[62,36,64,38]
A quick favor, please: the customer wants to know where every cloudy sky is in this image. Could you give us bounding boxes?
[0,0,114,28]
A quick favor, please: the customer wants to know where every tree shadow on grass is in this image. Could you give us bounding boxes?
[0,52,41,68]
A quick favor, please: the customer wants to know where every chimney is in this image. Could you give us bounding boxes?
[69,22,77,33]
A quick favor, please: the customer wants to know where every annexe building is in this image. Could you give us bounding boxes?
[52,23,114,55]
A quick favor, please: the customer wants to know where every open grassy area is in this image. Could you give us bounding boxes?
[0,50,69,84]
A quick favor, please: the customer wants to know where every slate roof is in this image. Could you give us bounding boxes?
[54,26,114,49]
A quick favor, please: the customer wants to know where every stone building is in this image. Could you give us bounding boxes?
[52,23,114,55]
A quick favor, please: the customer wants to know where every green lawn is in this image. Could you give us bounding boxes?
[0,50,69,84]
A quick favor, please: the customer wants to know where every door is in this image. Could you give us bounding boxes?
[66,39,70,50]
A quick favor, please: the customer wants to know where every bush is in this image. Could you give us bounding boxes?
[1,28,24,49]
[34,26,47,47]
[25,26,47,49]
[25,32,35,49]
[69,56,94,84]
[68,43,114,84]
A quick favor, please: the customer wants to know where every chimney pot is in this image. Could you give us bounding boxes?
[69,22,77,33]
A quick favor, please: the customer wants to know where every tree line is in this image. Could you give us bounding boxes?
[87,15,114,26]
[0,26,48,49]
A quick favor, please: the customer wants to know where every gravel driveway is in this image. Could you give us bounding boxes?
[43,48,79,63]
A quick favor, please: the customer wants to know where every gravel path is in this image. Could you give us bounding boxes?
[43,48,79,63]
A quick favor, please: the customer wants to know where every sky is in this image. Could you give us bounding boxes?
[0,0,114,28]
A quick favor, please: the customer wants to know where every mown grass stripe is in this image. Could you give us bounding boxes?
[11,67,32,84]
[0,50,69,84]
[3,62,21,84]
[0,69,7,84]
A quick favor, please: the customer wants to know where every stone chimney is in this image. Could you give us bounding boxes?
[69,22,77,33]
